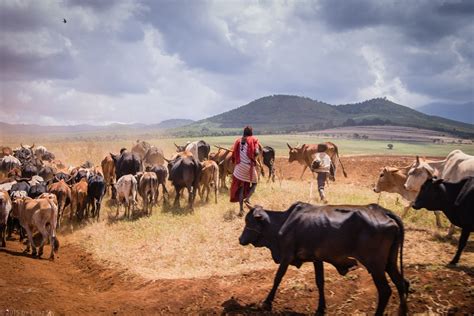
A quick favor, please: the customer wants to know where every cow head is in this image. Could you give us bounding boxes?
[412,178,445,211]
[174,143,186,152]
[405,156,435,192]
[287,143,305,164]
[373,167,399,193]
[239,204,270,247]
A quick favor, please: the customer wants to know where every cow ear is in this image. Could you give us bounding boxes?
[432,177,443,185]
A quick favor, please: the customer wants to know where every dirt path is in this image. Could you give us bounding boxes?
[1,233,473,315]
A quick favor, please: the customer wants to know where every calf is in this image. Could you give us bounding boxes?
[210,147,234,190]
[239,202,408,315]
[138,172,158,216]
[198,160,219,203]
[71,178,88,221]
[113,174,137,219]
[48,179,71,228]
[87,173,106,221]
[147,165,169,203]
[263,146,275,182]
[0,190,12,247]
[413,177,473,265]
[11,196,59,260]
[374,166,442,227]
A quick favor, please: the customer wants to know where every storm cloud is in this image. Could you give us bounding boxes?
[0,0,472,125]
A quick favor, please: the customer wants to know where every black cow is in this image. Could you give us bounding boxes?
[41,151,55,162]
[413,177,473,265]
[147,165,169,202]
[38,165,55,184]
[111,150,141,180]
[28,183,47,198]
[262,146,275,182]
[87,173,106,221]
[53,171,73,184]
[166,153,201,209]
[72,168,89,184]
[239,202,408,316]
[13,145,34,164]
[9,181,30,198]
[21,162,38,178]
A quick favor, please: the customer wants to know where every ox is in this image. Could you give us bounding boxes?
[413,177,473,265]
[111,150,141,180]
[101,154,116,195]
[48,179,71,228]
[0,155,21,178]
[147,165,169,204]
[287,142,347,180]
[0,146,13,159]
[143,146,165,168]
[113,174,137,219]
[11,195,59,260]
[131,140,151,161]
[175,140,211,162]
[87,173,106,221]
[210,147,234,190]
[0,190,12,247]
[14,144,35,164]
[239,202,408,315]
[137,172,158,216]
[198,160,219,204]
[166,152,202,210]
[405,150,474,236]
[263,146,276,182]
[374,166,443,227]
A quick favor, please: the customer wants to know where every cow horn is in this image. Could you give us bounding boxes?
[164,157,171,163]
[286,143,292,150]
[21,143,24,148]
[174,143,179,149]
[31,143,35,149]
[244,201,254,210]
[415,155,420,164]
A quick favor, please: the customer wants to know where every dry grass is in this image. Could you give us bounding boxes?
[66,178,471,280]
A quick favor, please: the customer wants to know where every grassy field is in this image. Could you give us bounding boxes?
[3,134,472,167]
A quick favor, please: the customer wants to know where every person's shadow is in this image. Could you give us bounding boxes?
[221,297,306,315]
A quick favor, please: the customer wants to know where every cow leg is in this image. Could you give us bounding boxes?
[174,187,180,208]
[263,262,289,311]
[96,199,101,221]
[300,165,307,180]
[187,186,193,210]
[23,225,36,256]
[446,224,456,238]
[0,224,6,247]
[214,183,218,204]
[449,228,470,265]
[371,270,392,316]
[313,261,326,315]
[386,253,408,315]
[401,204,410,218]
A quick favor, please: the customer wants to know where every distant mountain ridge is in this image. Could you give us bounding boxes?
[0,119,194,136]
[417,102,473,125]
[182,95,473,137]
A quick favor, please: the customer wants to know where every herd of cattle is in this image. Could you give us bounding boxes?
[0,140,472,315]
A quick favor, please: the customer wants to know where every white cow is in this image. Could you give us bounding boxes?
[404,150,474,236]
[0,190,12,247]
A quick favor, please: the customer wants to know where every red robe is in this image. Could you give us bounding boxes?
[230,136,259,202]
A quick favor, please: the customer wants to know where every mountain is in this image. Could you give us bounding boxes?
[154,119,194,129]
[416,102,474,125]
[180,95,474,137]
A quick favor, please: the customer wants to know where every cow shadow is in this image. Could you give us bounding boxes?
[0,247,36,259]
[221,298,306,315]
[407,262,474,277]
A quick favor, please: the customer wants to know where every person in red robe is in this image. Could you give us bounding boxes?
[230,126,260,216]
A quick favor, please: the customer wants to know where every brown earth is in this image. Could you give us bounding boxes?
[1,155,473,315]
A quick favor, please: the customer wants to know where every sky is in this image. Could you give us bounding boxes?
[1,0,473,125]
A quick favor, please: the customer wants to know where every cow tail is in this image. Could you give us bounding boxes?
[334,145,347,178]
[386,211,407,298]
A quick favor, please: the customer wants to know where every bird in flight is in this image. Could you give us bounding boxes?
[63,18,67,23]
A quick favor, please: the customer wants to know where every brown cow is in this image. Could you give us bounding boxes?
[0,146,13,159]
[71,178,88,221]
[374,166,442,227]
[48,179,72,228]
[11,195,59,260]
[137,172,158,216]
[101,154,116,195]
[210,147,234,190]
[0,190,12,247]
[287,142,347,180]
[199,160,219,203]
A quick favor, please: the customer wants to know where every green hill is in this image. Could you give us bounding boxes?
[175,95,474,138]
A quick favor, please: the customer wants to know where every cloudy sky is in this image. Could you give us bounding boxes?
[1,0,473,125]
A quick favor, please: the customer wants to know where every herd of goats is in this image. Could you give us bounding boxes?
[0,139,472,315]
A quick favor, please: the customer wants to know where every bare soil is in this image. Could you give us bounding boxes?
[1,155,473,315]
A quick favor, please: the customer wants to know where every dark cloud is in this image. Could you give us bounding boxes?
[142,1,252,73]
